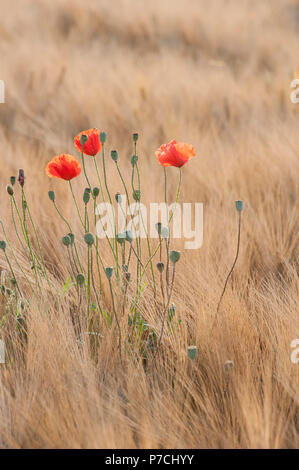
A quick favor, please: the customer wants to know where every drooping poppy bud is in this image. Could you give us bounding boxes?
[10,176,16,186]
[170,250,180,264]
[0,241,6,251]
[48,190,55,202]
[6,185,13,196]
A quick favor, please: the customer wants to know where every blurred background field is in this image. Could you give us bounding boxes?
[0,0,298,449]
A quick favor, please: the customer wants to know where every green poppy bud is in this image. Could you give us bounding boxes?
[131,154,138,166]
[132,133,139,143]
[105,267,113,280]
[155,222,162,235]
[62,235,71,247]
[93,187,99,198]
[10,176,16,186]
[156,262,164,273]
[161,227,169,239]
[83,189,90,204]
[170,250,181,264]
[76,273,85,286]
[0,241,6,251]
[100,131,107,144]
[48,190,55,202]
[68,232,75,245]
[115,192,122,204]
[235,200,243,212]
[84,233,94,246]
[125,230,133,243]
[187,346,198,360]
[116,232,126,244]
[6,185,14,196]
[133,190,141,202]
[111,150,118,162]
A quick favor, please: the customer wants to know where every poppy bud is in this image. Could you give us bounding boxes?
[6,185,13,196]
[187,345,198,360]
[93,187,99,198]
[156,262,164,273]
[10,176,16,186]
[132,133,139,143]
[125,230,133,243]
[170,250,181,264]
[133,190,141,202]
[18,169,25,187]
[131,154,138,166]
[83,188,90,204]
[224,360,234,372]
[111,150,118,162]
[62,235,71,246]
[76,273,85,286]
[105,267,113,280]
[161,227,169,240]
[115,192,122,204]
[116,232,126,244]
[68,232,75,245]
[84,233,94,246]
[100,132,107,144]
[80,134,88,147]
[169,302,176,321]
[235,200,243,212]
[0,241,6,251]
[155,222,162,235]
[1,285,5,295]
[48,190,55,202]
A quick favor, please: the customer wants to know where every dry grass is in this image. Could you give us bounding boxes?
[0,0,298,448]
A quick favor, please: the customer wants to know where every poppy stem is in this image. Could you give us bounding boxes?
[68,181,85,228]
[51,200,83,272]
[214,210,242,325]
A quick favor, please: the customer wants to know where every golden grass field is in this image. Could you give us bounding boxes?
[0,0,298,449]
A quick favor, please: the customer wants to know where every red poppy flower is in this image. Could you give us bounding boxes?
[46,154,81,181]
[155,139,196,167]
[74,128,102,156]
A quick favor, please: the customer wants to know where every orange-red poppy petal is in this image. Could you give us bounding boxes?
[155,139,196,168]
[74,128,102,156]
[46,154,81,181]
